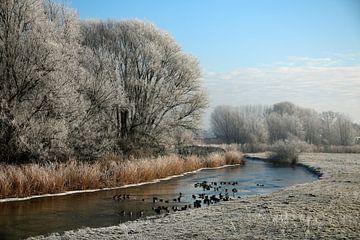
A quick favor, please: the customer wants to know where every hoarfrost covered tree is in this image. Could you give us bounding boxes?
[211,101,357,146]
[0,0,83,162]
[80,20,207,155]
[0,1,207,161]
[210,105,267,144]
[266,102,304,143]
[210,106,238,143]
[334,114,355,145]
[301,109,322,145]
[323,113,355,145]
[239,105,268,143]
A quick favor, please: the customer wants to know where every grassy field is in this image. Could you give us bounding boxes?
[31,153,360,239]
[0,151,242,199]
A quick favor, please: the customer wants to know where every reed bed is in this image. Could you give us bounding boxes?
[0,151,243,199]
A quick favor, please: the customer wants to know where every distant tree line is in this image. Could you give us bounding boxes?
[211,102,359,146]
[0,0,207,162]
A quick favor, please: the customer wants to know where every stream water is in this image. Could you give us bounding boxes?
[0,159,318,239]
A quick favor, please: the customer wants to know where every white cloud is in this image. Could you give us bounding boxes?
[202,55,360,127]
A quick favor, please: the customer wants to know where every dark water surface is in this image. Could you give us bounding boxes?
[0,159,318,239]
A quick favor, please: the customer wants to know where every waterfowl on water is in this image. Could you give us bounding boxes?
[203,196,211,205]
[210,195,220,203]
[194,200,202,208]
[152,206,161,214]
[198,193,205,199]
[181,205,187,211]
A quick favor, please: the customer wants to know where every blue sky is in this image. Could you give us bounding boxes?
[70,0,360,125]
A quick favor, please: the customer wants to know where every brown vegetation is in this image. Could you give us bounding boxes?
[0,151,243,199]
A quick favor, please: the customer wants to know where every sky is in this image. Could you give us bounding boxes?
[70,0,360,126]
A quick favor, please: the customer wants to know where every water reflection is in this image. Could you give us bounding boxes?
[0,160,317,239]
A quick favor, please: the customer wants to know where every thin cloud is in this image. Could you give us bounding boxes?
[202,55,360,126]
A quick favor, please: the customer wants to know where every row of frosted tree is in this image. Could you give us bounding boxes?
[0,0,207,162]
[211,102,360,146]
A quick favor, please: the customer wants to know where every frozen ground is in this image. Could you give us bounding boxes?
[30,153,360,239]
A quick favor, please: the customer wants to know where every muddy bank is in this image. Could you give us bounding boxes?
[30,153,360,239]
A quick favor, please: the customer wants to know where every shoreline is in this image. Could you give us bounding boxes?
[0,163,241,203]
[244,153,323,178]
[31,152,360,239]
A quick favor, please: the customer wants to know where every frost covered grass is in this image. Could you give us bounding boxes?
[0,151,243,199]
[310,144,360,153]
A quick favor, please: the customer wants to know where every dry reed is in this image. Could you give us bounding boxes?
[0,151,243,199]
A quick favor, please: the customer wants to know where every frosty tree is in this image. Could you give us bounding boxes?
[80,20,207,155]
[0,1,207,161]
[0,0,82,162]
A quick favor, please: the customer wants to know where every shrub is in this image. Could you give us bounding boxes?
[270,139,309,165]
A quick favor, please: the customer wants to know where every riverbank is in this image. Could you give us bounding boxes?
[31,153,360,239]
[0,151,242,200]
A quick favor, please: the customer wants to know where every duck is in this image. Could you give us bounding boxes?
[194,200,202,208]
[152,206,161,214]
[177,193,182,202]
[203,196,211,205]
[210,195,220,203]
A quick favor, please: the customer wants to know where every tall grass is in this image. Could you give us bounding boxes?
[0,151,243,199]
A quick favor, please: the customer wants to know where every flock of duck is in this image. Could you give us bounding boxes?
[112,180,265,217]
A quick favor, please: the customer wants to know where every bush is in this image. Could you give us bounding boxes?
[224,151,243,165]
[270,139,309,165]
